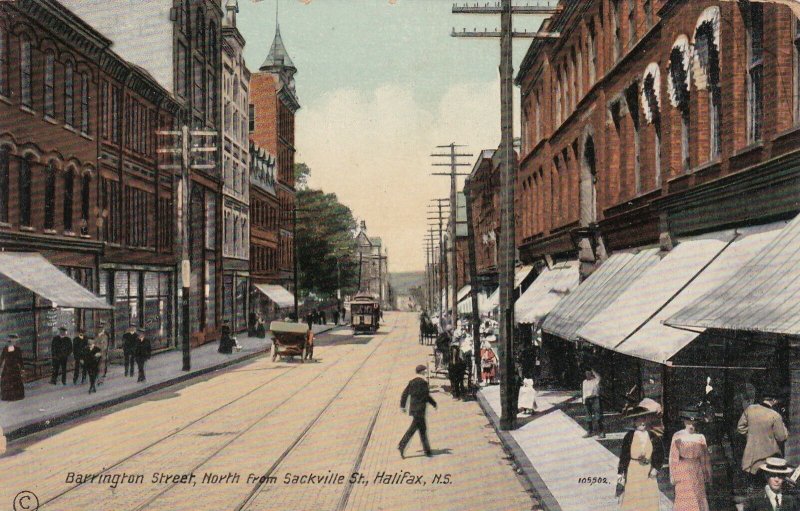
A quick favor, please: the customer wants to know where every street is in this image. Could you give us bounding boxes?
[0,312,535,511]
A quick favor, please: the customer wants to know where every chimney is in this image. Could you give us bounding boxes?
[360,220,367,232]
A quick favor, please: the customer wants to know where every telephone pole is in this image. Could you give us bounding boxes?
[428,198,449,314]
[452,0,560,430]
[157,125,218,372]
[432,144,472,330]
[464,177,483,382]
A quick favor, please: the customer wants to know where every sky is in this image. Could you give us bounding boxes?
[237,0,548,272]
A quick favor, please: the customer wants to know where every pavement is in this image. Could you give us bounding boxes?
[0,312,535,511]
[0,323,336,440]
[479,385,674,511]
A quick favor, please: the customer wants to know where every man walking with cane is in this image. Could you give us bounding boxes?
[398,364,437,458]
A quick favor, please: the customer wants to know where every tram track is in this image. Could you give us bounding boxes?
[37,336,365,511]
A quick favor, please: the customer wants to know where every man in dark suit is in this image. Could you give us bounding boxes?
[72,328,88,385]
[398,364,437,458]
[122,326,138,377]
[744,457,800,511]
[134,329,152,382]
[83,338,102,394]
[50,327,72,385]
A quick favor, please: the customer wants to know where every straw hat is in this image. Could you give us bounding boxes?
[624,398,661,419]
[760,457,794,475]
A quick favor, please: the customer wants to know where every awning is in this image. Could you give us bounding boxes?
[0,252,111,309]
[253,284,295,309]
[576,233,735,352]
[458,291,491,315]
[515,261,579,325]
[667,216,800,335]
[542,248,661,341]
[457,285,472,304]
[480,265,533,315]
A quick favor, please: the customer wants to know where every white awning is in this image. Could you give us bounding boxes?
[457,285,472,303]
[515,261,579,325]
[0,252,111,309]
[621,225,783,364]
[458,291,492,315]
[576,233,735,352]
[254,284,295,308]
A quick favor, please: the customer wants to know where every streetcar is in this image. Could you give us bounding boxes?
[350,293,381,334]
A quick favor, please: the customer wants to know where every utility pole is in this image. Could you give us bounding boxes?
[464,177,483,383]
[428,198,449,315]
[292,205,299,321]
[158,125,218,372]
[452,0,560,430]
[432,144,472,331]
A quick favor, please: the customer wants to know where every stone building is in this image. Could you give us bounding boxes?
[355,221,389,308]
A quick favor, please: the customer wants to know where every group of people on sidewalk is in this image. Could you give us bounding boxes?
[579,365,796,510]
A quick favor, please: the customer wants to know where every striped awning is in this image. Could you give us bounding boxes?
[515,261,579,325]
[541,248,661,341]
[254,284,295,309]
[666,216,800,335]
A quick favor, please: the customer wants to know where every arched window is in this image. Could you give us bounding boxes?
[63,169,74,232]
[0,147,8,223]
[65,62,74,127]
[80,73,90,134]
[19,156,32,227]
[44,50,55,117]
[20,35,31,107]
[208,22,217,62]
[195,10,205,50]
[668,36,692,172]
[745,3,763,143]
[588,21,597,84]
[693,6,721,159]
[81,173,91,234]
[44,162,56,229]
[0,25,7,96]
[642,63,662,186]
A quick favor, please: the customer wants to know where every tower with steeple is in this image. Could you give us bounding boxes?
[248,7,300,298]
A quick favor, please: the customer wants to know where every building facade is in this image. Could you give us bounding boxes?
[465,149,499,292]
[220,0,250,333]
[62,0,225,347]
[249,22,298,293]
[355,221,389,307]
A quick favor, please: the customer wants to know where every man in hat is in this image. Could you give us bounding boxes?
[738,389,789,488]
[134,328,151,382]
[50,327,72,385]
[72,328,88,385]
[122,325,138,377]
[83,336,102,394]
[582,367,605,439]
[398,364,437,458]
[743,457,800,510]
[95,321,109,380]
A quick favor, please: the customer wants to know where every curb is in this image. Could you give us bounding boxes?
[6,349,267,442]
[476,389,562,511]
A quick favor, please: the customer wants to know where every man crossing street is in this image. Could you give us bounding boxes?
[398,364,437,458]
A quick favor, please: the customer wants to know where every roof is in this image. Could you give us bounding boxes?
[541,248,661,341]
[576,233,735,352]
[369,237,383,247]
[667,216,800,335]
[515,261,579,325]
[260,23,296,72]
[0,252,111,310]
[253,284,295,308]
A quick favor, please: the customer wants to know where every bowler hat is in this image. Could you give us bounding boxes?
[760,457,794,475]
[678,407,702,422]
[7,334,19,340]
[58,326,68,332]
[415,364,427,374]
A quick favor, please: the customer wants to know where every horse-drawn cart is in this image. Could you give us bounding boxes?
[269,321,309,362]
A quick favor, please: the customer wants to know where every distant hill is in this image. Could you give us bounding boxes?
[390,272,425,295]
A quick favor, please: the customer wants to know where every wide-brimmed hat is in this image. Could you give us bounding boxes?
[760,457,794,475]
[624,398,661,419]
[415,364,427,374]
[679,408,702,422]
[58,326,68,332]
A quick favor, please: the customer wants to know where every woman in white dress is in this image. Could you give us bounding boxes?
[618,401,664,511]
[518,378,537,414]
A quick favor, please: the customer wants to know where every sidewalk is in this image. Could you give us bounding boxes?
[0,323,336,440]
[478,385,673,511]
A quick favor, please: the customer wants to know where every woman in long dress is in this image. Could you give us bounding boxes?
[518,378,537,414]
[669,410,712,511]
[1,334,25,401]
[618,403,664,511]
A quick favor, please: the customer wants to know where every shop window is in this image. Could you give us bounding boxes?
[746,3,763,143]
[44,163,56,229]
[44,51,55,118]
[20,36,31,107]
[63,169,74,232]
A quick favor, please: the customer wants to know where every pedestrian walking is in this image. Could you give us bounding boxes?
[582,367,605,438]
[218,322,235,354]
[134,329,152,382]
[738,389,789,489]
[617,400,664,511]
[669,408,712,511]
[72,328,88,385]
[320,310,326,325]
[398,364,437,458]
[305,312,314,331]
[50,326,72,385]
[480,342,496,384]
[0,334,24,401]
[83,338,102,394]
[304,328,314,361]
[95,321,109,380]
[333,309,339,326]
[743,457,800,510]
[122,326,138,377]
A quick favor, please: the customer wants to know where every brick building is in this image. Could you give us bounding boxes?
[0,0,180,378]
[465,149,499,292]
[220,0,250,333]
[62,0,226,347]
[248,20,298,299]
[515,0,800,476]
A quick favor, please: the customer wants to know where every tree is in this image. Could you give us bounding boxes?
[294,162,311,191]
[295,188,360,299]
[409,285,426,311]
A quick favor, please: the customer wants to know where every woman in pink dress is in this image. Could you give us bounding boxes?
[669,409,712,511]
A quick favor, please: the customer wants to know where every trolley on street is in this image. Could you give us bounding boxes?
[350,294,380,334]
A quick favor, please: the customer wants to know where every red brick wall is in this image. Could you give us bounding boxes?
[249,73,278,155]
